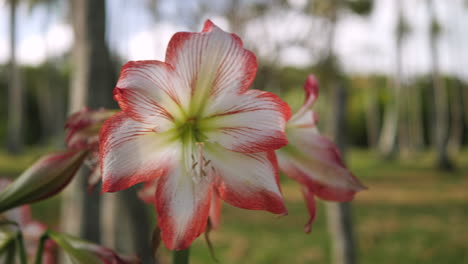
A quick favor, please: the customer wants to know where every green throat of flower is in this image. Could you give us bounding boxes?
[177,117,209,144]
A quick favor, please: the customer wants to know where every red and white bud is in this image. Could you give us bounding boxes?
[0,150,87,213]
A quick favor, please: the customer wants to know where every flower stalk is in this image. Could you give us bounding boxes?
[14,232,27,264]
[34,233,48,264]
[173,247,190,264]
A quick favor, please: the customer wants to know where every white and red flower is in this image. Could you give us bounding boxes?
[275,75,366,233]
[100,20,291,250]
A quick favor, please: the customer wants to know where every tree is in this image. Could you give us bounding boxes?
[378,0,407,158]
[427,0,454,170]
[6,0,24,154]
[61,1,154,263]
[308,1,373,263]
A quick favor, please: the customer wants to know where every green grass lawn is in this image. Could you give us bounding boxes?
[1,148,467,264]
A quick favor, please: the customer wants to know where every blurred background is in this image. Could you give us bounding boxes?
[0,0,467,263]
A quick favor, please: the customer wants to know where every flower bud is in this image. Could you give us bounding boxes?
[0,150,87,213]
[48,231,140,264]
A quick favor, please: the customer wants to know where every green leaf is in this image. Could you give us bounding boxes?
[48,231,102,264]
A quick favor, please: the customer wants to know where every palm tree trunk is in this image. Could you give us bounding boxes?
[427,0,453,170]
[379,0,405,158]
[61,0,104,247]
[377,79,399,158]
[409,84,424,151]
[327,79,357,264]
[321,8,357,263]
[448,80,463,155]
[7,0,23,154]
[62,1,154,263]
[364,84,380,149]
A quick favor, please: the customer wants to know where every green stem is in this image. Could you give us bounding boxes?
[15,232,27,264]
[173,247,190,264]
[34,233,49,264]
[5,243,16,264]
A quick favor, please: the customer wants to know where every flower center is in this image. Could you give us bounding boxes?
[176,117,213,182]
[177,116,207,144]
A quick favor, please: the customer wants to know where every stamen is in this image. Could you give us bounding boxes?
[197,142,205,178]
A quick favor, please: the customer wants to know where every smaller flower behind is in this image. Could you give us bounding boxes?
[275,75,367,233]
[65,108,117,188]
[65,108,117,151]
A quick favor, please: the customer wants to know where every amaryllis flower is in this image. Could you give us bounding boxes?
[275,75,366,233]
[100,20,291,250]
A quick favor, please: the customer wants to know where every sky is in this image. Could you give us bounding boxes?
[0,0,467,80]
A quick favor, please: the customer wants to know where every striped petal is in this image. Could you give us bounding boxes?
[209,190,222,229]
[277,130,365,199]
[165,20,257,115]
[291,74,319,122]
[155,164,213,250]
[100,112,179,192]
[200,90,291,153]
[204,144,287,215]
[114,60,188,126]
[301,186,317,234]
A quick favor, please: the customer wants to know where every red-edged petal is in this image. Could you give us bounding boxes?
[137,180,158,204]
[114,60,188,126]
[278,128,365,195]
[291,74,319,123]
[201,90,291,153]
[209,190,222,229]
[280,160,356,203]
[155,166,213,250]
[302,75,319,109]
[100,112,179,192]
[165,20,257,111]
[65,108,116,150]
[301,186,316,233]
[288,110,318,130]
[204,145,287,215]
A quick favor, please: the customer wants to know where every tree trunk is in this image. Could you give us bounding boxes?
[101,189,156,264]
[61,0,110,246]
[448,80,463,155]
[378,0,405,158]
[364,84,380,149]
[408,84,424,151]
[7,0,23,154]
[378,74,400,158]
[327,80,357,264]
[428,0,453,170]
[462,83,468,135]
[62,1,154,263]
